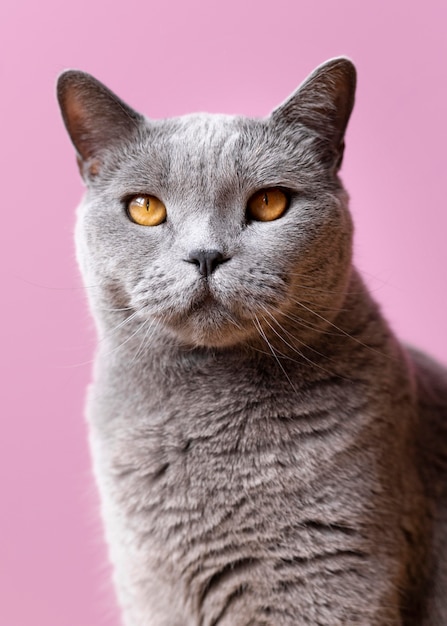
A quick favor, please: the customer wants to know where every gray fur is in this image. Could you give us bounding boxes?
[57,58,447,625]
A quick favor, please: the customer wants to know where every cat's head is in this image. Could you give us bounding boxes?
[57,59,356,349]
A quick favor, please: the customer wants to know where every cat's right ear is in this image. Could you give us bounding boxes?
[57,71,143,180]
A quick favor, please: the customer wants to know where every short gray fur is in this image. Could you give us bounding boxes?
[57,58,447,625]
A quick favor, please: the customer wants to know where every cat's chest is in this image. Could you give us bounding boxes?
[89,352,373,533]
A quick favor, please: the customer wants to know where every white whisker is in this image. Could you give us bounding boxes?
[97,307,145,343]
[60,315,152,369]
[292,298,393,361]
[225,311,243,331]
[273,306,342,337]
[128,317,161,366]
[253,314,298,394]
[259,305,349,380]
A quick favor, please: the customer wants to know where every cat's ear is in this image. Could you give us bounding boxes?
[57,70,144,179]
[270,57,356,170]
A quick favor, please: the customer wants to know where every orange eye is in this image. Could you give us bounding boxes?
[247,188,289,222]
[128,195,167,226]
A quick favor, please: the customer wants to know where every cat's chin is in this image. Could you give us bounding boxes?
[161,309,255,349]
[167,320,254,349]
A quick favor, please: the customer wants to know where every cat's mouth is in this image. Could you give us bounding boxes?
[189,285,219,312]
[138,272,284,348]
[156,281,252,347]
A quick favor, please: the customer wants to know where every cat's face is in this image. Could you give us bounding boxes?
[58,59,356,348]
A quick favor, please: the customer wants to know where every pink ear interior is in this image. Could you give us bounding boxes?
[57,70,143,175]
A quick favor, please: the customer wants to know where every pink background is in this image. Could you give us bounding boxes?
[1,1,446,625]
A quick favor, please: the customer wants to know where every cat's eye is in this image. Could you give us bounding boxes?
[127,195,167,226]
[247,188,289,222]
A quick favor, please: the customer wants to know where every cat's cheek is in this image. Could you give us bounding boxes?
[74,206,98,283]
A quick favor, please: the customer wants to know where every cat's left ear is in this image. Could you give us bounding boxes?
[57,70,144,180]
[270,57,356,170]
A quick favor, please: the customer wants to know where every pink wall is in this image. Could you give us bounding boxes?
[2,1,446,625]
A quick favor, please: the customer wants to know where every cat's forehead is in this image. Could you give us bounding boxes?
[150,112,302,187]
[110,111,316,198]
[146,113,316,195]
[140,113,264,195]
[156,113,248,159]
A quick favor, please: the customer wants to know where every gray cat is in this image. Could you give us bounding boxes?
[57,58,447,625]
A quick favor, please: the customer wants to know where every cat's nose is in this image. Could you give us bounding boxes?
[186,249,228,277]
